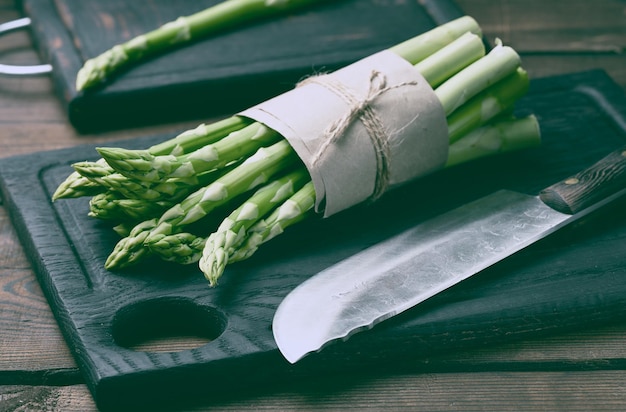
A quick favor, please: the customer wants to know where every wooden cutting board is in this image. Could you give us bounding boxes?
[1,70,626,411]
[18,0,464,132]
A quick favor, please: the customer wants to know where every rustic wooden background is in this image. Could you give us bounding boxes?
[1,0,626,410]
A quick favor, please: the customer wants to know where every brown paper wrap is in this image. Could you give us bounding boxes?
[240,50,448,217]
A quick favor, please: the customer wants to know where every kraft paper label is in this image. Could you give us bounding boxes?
[241,50,448,217]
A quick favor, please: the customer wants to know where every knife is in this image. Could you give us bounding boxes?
[273,146,626,363]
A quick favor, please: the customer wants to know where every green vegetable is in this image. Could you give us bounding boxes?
[197,169,309,284]
[55,16,542,286]
[412,31,485,88]
[388,16,481,65]
[88,191,174,221]
[148,139,299,237]
[52,159,111,201]
[434,40,522,116]
[76,0,324,91]
[228,181,316,264]
[105,139,300,269]
[446,115,541,167]
[105,218,158,269]
[125,113,541,280]
[148,232,208,265]
[52,116,249,200]
[97,122,281,183]
[446,68,529,143]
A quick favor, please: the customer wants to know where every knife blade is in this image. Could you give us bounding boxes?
[273,146,626,363]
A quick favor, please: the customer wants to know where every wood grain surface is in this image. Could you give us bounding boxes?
[1,0,626,410]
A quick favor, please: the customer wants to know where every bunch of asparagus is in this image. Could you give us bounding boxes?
[55,16,541,286]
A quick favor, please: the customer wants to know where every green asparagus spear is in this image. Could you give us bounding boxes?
[105,218,158,269]
[446,67,529,143]
[89,192,174,221]
[52,159,113,201]
[148,232,207,265]
[413,31,485,88]
[146,140,300,239]
[97,122,281,183]
[106,140,301,269]
[445,115,541,167]
[52,171,106,200]
[198,168,310,285]
[434,40,521,116]
[76,0,324,91]
[388,16,481,65]
[52,116,249,201]
[147,116,251,156]
[228,181,316,265]
[72,152,240,202]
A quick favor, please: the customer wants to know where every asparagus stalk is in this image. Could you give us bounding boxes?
[229,182,316,265]
[52,159,112,200]
[53,116,249,201]
[445,115,541,167]
[413,32,485,88]
[198,168,310,284]
[98,122,281,183]
[71,159,116,179]
[70,164,167,202]
[52,171,106,200]
[105,218,158,269]
[388,16,481,65]
[434,40,521,116]
[446,67,529,143]
[76,0,324,91]
[146,116,251,156]
[89,192,174,221]
[148,232,208,265]
[82,163,236,202]
[106,140,301,269]
[150,139,300,234]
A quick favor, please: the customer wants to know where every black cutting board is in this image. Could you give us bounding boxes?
[18,0,464,132]
[2,70,626,411]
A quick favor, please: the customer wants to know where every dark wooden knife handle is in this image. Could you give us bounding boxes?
[539,146,626,215]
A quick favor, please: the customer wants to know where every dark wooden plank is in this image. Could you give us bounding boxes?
[457,0,626,51]
[4,370,626,411]
[520,54,626,89]
[457,0,626,87]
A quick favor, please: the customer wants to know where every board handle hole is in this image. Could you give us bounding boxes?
[111,297,227,353]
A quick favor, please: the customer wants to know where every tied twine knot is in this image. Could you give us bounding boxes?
[298,70,418,202]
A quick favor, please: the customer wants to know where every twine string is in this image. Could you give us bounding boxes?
[297,70,417,201]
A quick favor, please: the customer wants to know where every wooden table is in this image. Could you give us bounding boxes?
[1,0,626,410]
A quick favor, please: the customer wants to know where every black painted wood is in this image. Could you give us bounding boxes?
[1,71,626,411]
[18,0,464,132]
